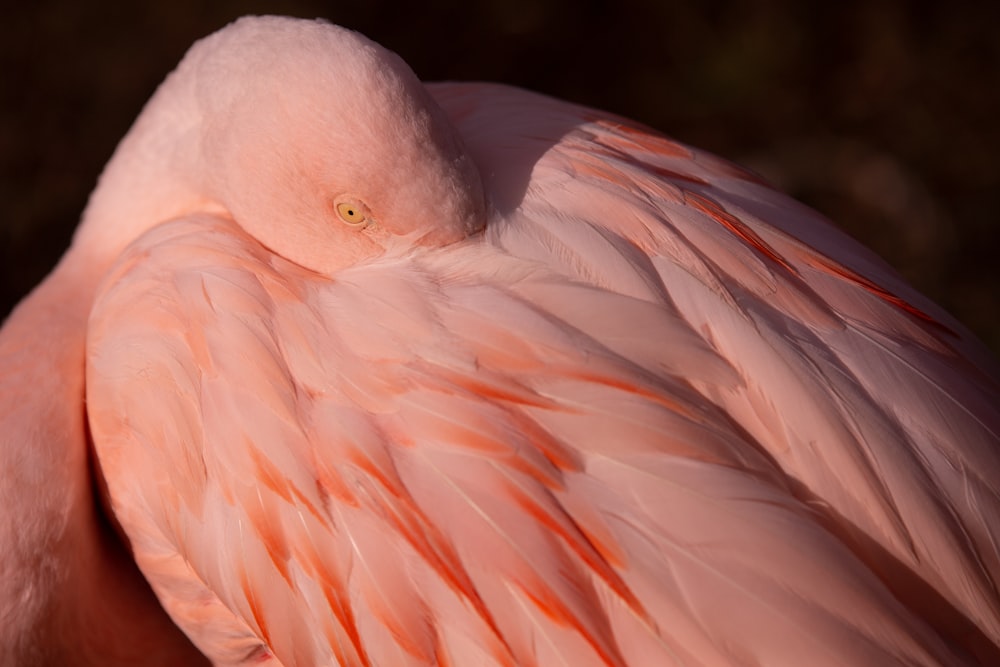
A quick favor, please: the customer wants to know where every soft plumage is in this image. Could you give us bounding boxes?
[5,14,1000,667]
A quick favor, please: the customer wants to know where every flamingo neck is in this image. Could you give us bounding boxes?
[0,45,216,663]
[0,247,206,664]
[0,250,92,662]
[72,59,221,264]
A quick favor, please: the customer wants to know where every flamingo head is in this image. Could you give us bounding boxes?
[181,16,486,273]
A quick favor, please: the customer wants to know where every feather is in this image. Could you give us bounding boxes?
[82,19,1000,667]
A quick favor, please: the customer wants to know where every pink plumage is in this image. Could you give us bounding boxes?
[2,14,998,666]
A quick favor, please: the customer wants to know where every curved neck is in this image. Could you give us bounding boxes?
[0,44,217,665]
[72,62,220,263]
[0,246,206,663]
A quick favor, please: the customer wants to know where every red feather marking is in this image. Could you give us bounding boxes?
[804,253,955,333]
[590,117,771,186]
[255,524,292,587]
[365,593,430,661]
[347,446,406,499]
[428,365,560,411]
[248,441,294,504]
[518,580,625,667]
[576,523,627,571]
[589,118,692,159]
[582,145,711,188]
[340,439,508,647]
[311,452,360,508]
[558,366,701,424]
[300,543,367,664]
[289,483,327,524]
[568,151,640,185]
[683,190,799,276]
[504,410,582,476]
[242,483,293,587]
[587,142,710,188]
[647,162,709,186]
[371,496,507,644]
[502,478,648,622]
[240,567,271,645]
[432,641,454,667]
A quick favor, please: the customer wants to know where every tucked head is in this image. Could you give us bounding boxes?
[175,16,485,272]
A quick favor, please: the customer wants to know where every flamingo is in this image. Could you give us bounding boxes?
[2,14,998,666]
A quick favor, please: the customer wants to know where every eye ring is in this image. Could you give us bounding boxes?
[335,199,370,228]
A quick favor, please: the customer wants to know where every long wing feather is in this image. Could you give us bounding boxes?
[86,84,1000,666]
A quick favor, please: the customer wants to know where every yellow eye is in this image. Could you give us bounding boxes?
[336,201,368,227]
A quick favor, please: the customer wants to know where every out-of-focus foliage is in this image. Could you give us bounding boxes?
[2,0,997,351]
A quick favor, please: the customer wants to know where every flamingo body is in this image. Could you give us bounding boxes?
[3,14,999,667]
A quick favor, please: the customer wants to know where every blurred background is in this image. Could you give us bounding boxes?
[2,0,997,352]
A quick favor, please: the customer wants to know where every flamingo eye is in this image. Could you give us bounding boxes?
[336,201,369,227]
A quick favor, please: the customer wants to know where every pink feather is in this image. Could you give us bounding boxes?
[4,14,998,667]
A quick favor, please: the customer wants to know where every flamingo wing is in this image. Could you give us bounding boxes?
[432,83,1000,645]
[86,84,1000,666]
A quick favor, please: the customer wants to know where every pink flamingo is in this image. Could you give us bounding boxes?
[3,15,998,666]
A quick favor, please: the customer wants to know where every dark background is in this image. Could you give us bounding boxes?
[2,1,997,352]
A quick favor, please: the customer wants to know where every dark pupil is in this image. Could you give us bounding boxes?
[346,209,354,216]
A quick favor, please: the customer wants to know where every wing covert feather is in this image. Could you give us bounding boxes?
[86,83,1000,666]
